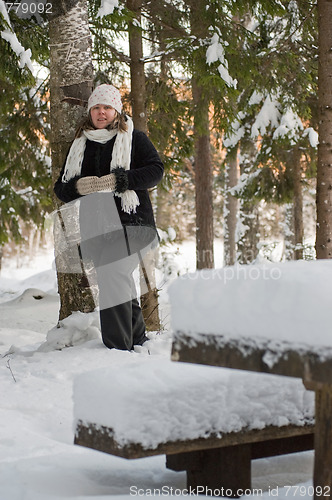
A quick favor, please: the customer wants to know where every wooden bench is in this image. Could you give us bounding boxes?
[171,330,332,498]
[74,359,314,497]
[167,259,332,499]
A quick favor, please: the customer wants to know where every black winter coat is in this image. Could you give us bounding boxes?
[54,129,164,229]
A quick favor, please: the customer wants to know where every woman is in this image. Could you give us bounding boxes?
[54,84,164,351]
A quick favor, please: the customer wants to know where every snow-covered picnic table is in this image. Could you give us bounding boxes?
[170,259,332,499]
[74,358,314,496]
[73,259,332,497]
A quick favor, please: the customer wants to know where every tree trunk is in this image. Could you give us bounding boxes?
[236,202,260,264]
[313,9,332,492]
[224,147,239,266]
[192,79,214,270]
[292,146,304,260]
[126,0,160,331]
[156,184,171,231]
[236,140,260,264]
[127,0,147,134]
[189,0,214,271]
[283,202,296,261]
[49,0,95,321]
[316,0,332,259]
[314,384,332,498]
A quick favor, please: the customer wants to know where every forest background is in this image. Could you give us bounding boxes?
[0,0,328,327]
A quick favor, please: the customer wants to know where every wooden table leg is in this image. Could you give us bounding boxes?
[314,384,332,499]
[167,445,251,497]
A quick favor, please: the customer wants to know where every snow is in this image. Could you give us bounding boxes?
[0,0,34,73]
[169,259,332,350]
[224,90,311,151]
[97,0,119,17]
[206,34,237,89]
[251,94,281,138]
[73,359,314,450]
[303,127,319,148]
[273,109,304,144]
[288,0,302,43]
[249,91,264,106]
[0,243,316,499]
[249,92,317,149]
[223,112,245,149]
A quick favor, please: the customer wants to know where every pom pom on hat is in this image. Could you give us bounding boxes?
[88,84,123,114]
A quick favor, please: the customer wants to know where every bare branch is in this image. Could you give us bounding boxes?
[6,359,17,383]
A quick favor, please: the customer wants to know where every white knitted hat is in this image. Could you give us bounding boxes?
[87,84,123,114]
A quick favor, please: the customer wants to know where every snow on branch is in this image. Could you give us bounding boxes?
[273,108,304,144]
[250,91,318,147]
[97,0,119,18]
[0,0,34,73]
[223,112,245,149]
[251,94,281,138]
[230,168,261,197]
[303,127,318,148]
[206,33,237,89]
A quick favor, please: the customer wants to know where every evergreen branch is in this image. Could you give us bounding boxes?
[91,27,180,66]
[267,4,316,55]
[184,159,195,179]
[90,27,131,65]
[141,49,181,63]
[29,74,49,101]
[140,11,190,38]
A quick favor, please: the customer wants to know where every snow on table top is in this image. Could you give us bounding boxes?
[73,359,313,450]
[168,260,332,348]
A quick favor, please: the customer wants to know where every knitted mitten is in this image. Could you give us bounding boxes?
[76,174,116,195]
[95,173,116,192]
[76,176,98,195]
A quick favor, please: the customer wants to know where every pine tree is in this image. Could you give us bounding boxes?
[0,3,51,251]
[146,0,243,268]
[221,1,317,262]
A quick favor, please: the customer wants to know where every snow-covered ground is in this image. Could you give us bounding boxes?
[0,241,314,499]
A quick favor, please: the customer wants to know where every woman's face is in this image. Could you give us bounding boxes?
[90,104,117,129]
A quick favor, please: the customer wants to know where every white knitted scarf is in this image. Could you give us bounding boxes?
[62,116,139,214]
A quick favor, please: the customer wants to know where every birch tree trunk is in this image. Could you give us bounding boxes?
[126,0,161,331]
[49,0,95,321]
[316,0,332,259]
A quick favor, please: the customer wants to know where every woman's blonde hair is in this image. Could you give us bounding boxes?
[74,110,128,138]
